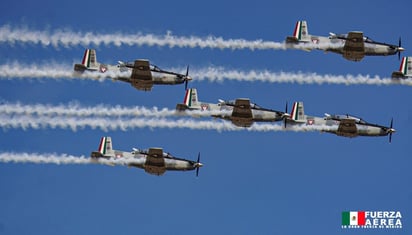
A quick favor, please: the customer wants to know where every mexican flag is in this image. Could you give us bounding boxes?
[342,211,366,226]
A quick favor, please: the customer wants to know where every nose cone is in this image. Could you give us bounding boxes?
[389,128,396,133]
[195,162,203,168]
[398,47,405,52]
[185,75,192,81]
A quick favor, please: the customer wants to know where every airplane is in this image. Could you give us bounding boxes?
[91,137,203,176]
[285,20,404,61]
[176,88,288,127]
[391,56,412,79]
[286,102,396,142]
[74,49,192,91]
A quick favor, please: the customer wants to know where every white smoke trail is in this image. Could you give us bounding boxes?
[0,114,335,133]
[191,67,412,86]
[0,63,116,81]
[0,25,337,51]
[0,102,231,118]
[0,152,91,164]
[0,63,410,86]
[0,152,144,166]
[0,102,176,117]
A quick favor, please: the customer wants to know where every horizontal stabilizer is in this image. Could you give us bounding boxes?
[91,151,104,158]
[73,64,87,72]
[391,71,406,79]
[176,103,189,111]
[286,36,299,44]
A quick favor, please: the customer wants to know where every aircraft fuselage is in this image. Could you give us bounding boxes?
[92,151,199,176]
[206,104,283,127]
[287,116,393,138]
[152,72,185,85]
[287,35,401,61]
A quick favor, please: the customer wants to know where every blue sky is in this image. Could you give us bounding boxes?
[0,0,410,234]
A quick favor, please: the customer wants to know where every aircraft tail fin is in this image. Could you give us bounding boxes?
[74,49,99,72]
[176,88,200,111]
[82,49,98,68]
[392,57,411,79]
[290,102,305,122]
[290,21,310,42]
[187,88,200,107]
[91,137,114,158]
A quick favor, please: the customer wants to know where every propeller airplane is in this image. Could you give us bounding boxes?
[74,49,191,91]
[285,21,404,61]
[91,137,203,176]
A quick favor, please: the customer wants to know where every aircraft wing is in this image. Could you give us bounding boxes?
[343,32,365,61]
[232,99,253,119]
[144,148,166,175]
[337,119,358,137]
[147,148,164,158]
[130,60,154,91]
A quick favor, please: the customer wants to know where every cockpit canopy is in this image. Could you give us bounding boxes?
[334,114,367,124]
[151,64,162,72]
[223,100,263,109]
[363,36,374,43]
[250,102,262,109]
[333,33,374,43]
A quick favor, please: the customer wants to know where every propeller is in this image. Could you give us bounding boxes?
[184,65,190,90]
[195,152,202,177]
[283,101,289,128]
[388,118,395,143]
[398,37,402,60]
